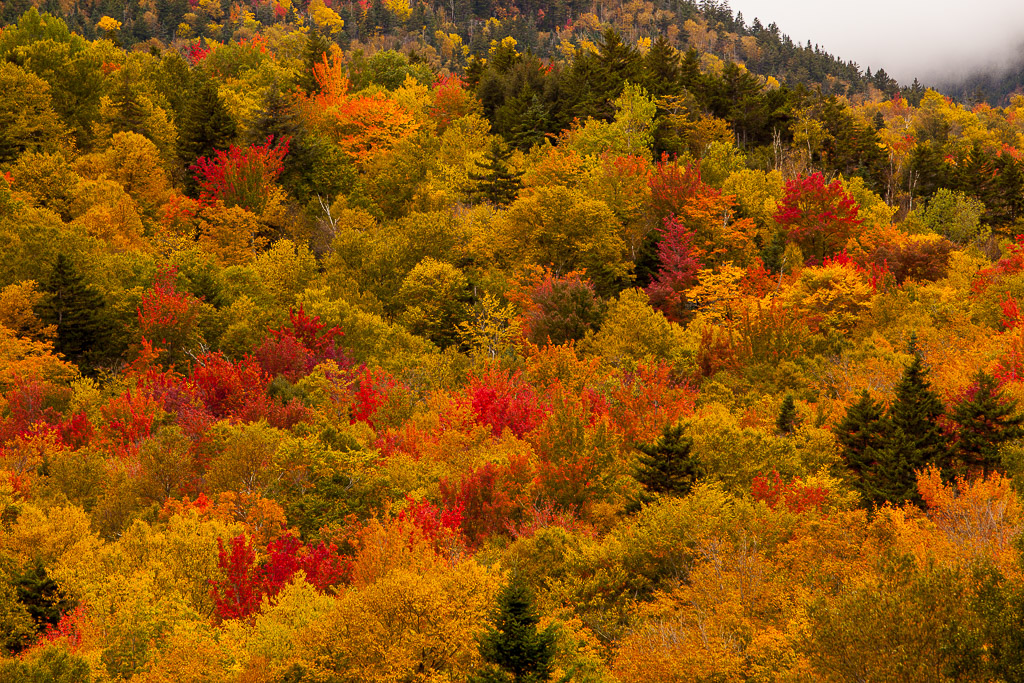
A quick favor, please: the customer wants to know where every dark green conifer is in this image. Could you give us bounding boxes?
[14,562,74,633]
[35,255,109,369]
[888,336,947,467]
[951,370,1024,476]
[835,390,889,477]
[593,28,642,119]
[469,141,524,205]
[868,335,947,505]
[634,423,703,496]
[641,36,681,101]
[176,74,237,194]
[471,577,556,683]
[108,69,149,137]
[776,394,798,434]
[299,28,332,95]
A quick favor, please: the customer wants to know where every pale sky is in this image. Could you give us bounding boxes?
[729,0,1024,85]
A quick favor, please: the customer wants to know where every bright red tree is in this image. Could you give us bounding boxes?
[191,136,289,214]
[645,214,702,323]
[773,172,861,264]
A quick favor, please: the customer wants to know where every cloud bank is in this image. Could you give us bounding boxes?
[730,0,1024,85]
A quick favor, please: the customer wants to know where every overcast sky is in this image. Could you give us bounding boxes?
[729,0,1024,85]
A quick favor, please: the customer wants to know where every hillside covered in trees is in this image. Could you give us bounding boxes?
[6,3,1024,682]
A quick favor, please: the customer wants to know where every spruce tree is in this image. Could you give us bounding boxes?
[108,68,149,137]
[951,370,1024,476]
[35,254,109,369]
[469,141,524,205]
[299,28,332,95]
[641,36,681,101]
[835,390,888,479]
[870,336,947,505]
[888,337,947,467]
[472,577,556,683]
[176,74,237,194]
[776,394,798,435]
[634,423,704,496]
[592,28,642,120]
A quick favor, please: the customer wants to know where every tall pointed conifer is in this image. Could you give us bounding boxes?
[951,370,1024,476]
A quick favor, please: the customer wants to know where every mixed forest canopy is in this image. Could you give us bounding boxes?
[6,1,1024,681]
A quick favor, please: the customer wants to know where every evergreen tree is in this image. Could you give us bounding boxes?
[35,255,110,369]
[760,229,787,273]
[471,577,556,683]
[868,336,947,505]
[176,74,237,194]
[108,68,148,137]
[634,423,704,496]
[776,394,797,434]
[592,28,642,120]
[888,336,947,467]
[951,370,1024,477]
[641,36,681,101]
[249,81,352,205]
[14,562,75,633]
[299,28,332,95]
[469,141,524,205]
[870,428,928,506]
[678,48,704,92]
[835,389,888,478]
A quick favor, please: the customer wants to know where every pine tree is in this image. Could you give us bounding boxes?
[776,394,798,434]
[471,577,556,683]
[35,254,110,369]
[14,562,75,633]
[469,141,524,205]
[870,428,928,506]
[951,370,1024,477]
[634,423,704,496]
[176,74,237,194]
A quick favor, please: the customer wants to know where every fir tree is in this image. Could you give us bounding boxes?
[35,255,110,369]
[14,562,75,634]
[776,394,798,434]
[471,577,556,683]
[469,141,524,205]
[951,370,1024,476]
[176,74,237,194]
[634,423,704,496]
[760,229,788,273]
[592,28,642,120]
[870,428,928,506]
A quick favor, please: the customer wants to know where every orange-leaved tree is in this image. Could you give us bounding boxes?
[299,51,418,164]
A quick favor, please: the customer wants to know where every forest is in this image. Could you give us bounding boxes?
[4,1,1024,681]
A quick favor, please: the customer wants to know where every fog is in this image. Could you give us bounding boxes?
[730,0,1024,85]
